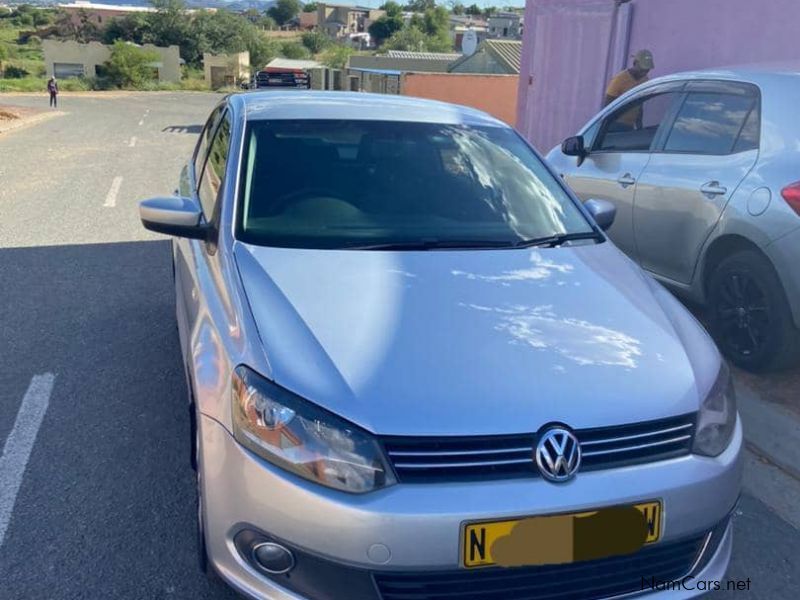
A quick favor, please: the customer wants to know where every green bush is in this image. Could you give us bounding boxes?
[3,64,28,78]
[281,41,310,60]
[104,41,160,88]
[321,44,353,69]
[301,30,330,54]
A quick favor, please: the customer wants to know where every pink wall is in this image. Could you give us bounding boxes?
[402,72,519,125]
[518,0,800,151]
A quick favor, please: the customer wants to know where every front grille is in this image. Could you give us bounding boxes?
[382,413,695,483]
[374,530,709,600]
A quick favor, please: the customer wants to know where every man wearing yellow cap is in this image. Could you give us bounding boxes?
[604,49,655,107]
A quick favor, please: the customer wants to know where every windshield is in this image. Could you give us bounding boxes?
[237,120,594,249]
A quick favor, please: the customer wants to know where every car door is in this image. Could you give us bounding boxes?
[174,105,228,356]
[633,81,760,284]
[563,88,682,259]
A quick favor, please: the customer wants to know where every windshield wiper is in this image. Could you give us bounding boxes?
[342,239,516,251]
[512,231,604,248]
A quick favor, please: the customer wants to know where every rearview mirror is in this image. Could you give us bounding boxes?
[584,198,616,231]
[561,135,586,158]
[139,196,208,240]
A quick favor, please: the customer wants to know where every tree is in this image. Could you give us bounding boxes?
[368,14,403,47]
[268,0,301,26]
[405,0,435,12]
[321,44,353,69]
[257,15,277,30]
[281,41,310,59]
[419,6,452,51]
[383,26,427,52]
[380,1,402,17]
[302,2,318,12]
[103,13,149,45]
[104,41,160,87]
[146,0,191,51]
[242,8,262,23]
[482,6,498,18]
[450,2,465,15]
[0,44,7,75]
[465,4,481,16]
[301,30,330,54]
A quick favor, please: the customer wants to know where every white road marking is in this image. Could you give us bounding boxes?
[138,119,144,126]
[0,373,55,548]
[103,176,123,208]
[128,136,137,148]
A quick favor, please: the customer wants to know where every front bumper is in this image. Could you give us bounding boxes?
[199,413,743,600]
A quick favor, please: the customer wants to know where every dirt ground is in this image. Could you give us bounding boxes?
[0,103,43,122]
[0,103,61,135]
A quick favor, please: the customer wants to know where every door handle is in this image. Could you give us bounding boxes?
[700,181,727,197]
[617,173,636,188]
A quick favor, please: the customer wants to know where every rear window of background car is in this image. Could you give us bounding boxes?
[663,93,759,155]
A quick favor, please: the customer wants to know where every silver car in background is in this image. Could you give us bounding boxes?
[140,92,741,600]
[547,65,800,371]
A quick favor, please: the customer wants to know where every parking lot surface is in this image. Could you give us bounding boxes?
[0,93,798,599]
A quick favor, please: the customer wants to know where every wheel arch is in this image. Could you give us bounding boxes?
[701,234,769,295]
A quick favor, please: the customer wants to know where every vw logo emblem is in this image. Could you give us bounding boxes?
[535,427,581,482]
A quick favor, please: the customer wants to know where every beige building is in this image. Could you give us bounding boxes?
[203,52,250,89]
[317,3,385,39]
[42,39,182,82]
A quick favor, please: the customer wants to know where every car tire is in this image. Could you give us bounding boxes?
[707,250,799,371]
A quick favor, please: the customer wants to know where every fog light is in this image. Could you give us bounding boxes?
[252,542,295,574]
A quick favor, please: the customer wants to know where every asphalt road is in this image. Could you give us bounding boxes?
[0,93,798,600]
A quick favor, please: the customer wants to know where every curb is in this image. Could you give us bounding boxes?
[736,379,800,481]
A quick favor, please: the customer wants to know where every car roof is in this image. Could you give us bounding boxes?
[644,62,800,88]
[229,90,506,127]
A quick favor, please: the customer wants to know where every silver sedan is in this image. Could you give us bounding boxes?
[140,91,741,600]
[548,65,800,371]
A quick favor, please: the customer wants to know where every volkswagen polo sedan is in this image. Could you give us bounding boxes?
[139,92,741,600]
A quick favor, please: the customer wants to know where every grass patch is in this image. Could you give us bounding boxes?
[0,76,91,92]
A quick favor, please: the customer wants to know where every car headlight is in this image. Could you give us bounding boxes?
[231,365,396,493]
[692,361,737,457]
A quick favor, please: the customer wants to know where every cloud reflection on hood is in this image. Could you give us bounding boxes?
[464,303,642,369]
[452,251,574,285]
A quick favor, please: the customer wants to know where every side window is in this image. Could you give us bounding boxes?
[663,92,757,155]
[582,120,601,149]
[732,103,760,153]
[595,93,677,152]
[198,112,232,220]
[192,106,224,185]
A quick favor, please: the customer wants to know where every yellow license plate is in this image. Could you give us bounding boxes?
[462,501,661,568]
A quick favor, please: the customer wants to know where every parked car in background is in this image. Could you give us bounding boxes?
[251,66,310,89]
[139,91,741,600]
[547,66,800,371]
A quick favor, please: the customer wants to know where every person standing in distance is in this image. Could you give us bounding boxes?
[47,76,58,108]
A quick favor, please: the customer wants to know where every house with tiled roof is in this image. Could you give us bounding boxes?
[448,39,521,75]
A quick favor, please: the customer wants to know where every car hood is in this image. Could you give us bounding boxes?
[234,241,720,436]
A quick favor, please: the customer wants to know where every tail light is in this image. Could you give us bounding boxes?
[780,182,800,216]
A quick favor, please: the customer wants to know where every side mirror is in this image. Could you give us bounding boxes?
[561,135,586,157]
[584,198,616,231]
[139,196,208,240]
